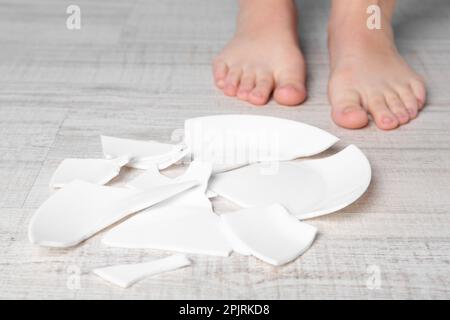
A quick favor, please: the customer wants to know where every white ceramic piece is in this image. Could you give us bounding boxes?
[28,179,198,248]
[184,115,339,172]
[210,145,371,219]
[221,204,317,266]
[205,190,218,198]
[50,156,129,188]
[219,221,252,256]
[103,161,233,256]
[101,135,187,170]
[127,161,211,195]
[92,254,191,288]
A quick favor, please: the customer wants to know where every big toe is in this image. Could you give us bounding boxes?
[274,84,307,106]
[330,89,369,129]
[274,69,307,106]
[332,105,369,129]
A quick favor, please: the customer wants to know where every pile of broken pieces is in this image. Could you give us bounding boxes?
[28,115,372,288]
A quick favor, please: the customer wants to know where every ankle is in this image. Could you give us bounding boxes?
[330,0,396,19]
[328,0,396,48]
[328,0,395,31]
[236,0,297,36]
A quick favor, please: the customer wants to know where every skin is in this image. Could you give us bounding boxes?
[212,0,427,130]
[212,0,307,106]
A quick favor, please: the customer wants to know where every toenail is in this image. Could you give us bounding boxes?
[342,107,356,114]
[408,108,417,117]
[382,116,393,124]
[252,91,262,98]
[217,80,224,87]
[279,84,294,90]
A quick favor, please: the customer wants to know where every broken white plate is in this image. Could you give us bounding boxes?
[101,135,187,170]
[210,145,371,219]
[127,161,211,195]
[93,254,191,288]
[221,204,317,266]
[50,156,129,188]
[184,115,339,172]
[103,161,233,256]
[205,190,218,198]
[28,179,198,248]
[219,221,252,256]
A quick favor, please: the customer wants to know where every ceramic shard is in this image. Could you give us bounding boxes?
[92,254,191,288]
[102,203,232,256]
[209,145,371,219]
[184,115,339,172]
[205,190,218,198]
[220,204,317,266]
[50,156,129,188]
[101,135,187,170]
[219,221,252,256]
[28,179,198,248]
[127,161,211,195]
[102,161,233,256]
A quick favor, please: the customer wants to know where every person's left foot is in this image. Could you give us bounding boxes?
[327,1,427,130]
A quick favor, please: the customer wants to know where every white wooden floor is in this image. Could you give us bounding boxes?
[1,0,449,299]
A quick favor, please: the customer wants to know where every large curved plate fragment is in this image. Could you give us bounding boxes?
[184,115,339,172]
[209,145,371,219]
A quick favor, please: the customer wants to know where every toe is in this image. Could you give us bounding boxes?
[410,78,427,109]
[223,67,242,96]
[248,74,274,106]
[397,86,419,119]
[329,89,369,129]
[273,71,307,106]
[368,95,399,130]
[212,60,228,89]
[385,91,410,125]
[237,72,256,101]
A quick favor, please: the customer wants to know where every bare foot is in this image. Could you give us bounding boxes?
[213,0,307,106]
[328,0,426,130]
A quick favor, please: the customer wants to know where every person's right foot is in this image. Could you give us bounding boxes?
[212,0,307,106]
